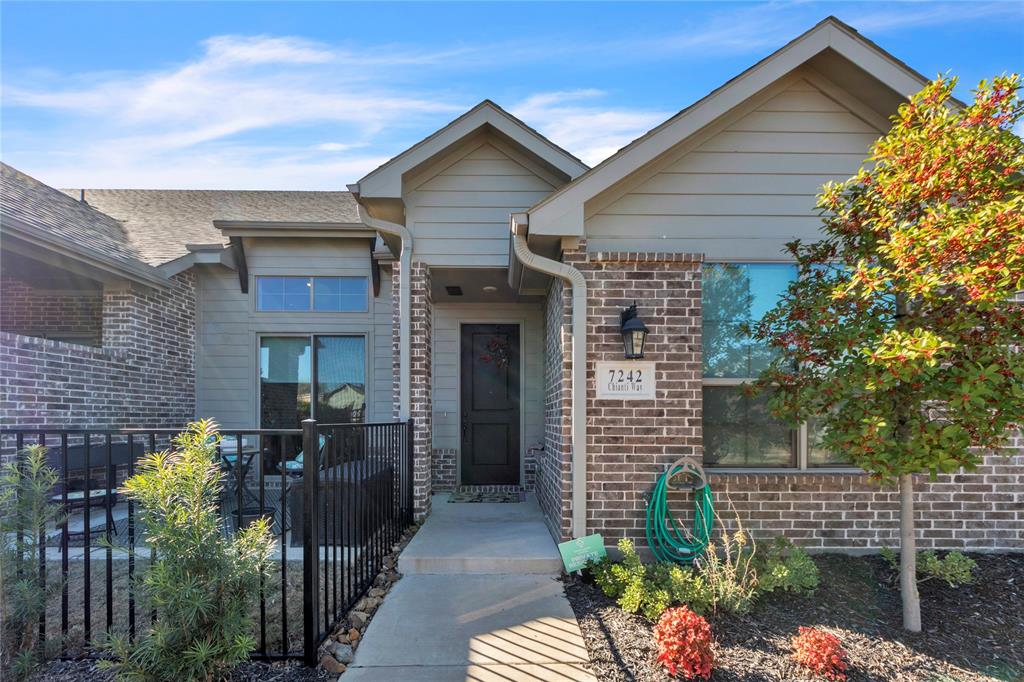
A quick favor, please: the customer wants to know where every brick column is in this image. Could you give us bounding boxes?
[409,262,433,520]
[567,247,704,546]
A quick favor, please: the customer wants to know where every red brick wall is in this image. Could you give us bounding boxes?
[542,245,1023,552]
[408,262,433,520]
[1,276,103,346]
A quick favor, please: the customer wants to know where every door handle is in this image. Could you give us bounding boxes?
[462,413,469,440]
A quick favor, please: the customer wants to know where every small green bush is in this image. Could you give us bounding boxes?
[99,421,275,682]
[590,539,711,621]
[880,547,976,587]
[0,446,65,680]
[756,537,819,595]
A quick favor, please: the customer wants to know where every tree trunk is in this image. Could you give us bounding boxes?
[899,472,921,632]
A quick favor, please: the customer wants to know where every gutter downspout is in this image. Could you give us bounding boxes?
[353,201,413,420]
[510,214,588,538]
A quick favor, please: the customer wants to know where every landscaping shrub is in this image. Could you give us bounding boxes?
[0,446,65,680]
[756,537,819,595]
[880,547,977,587]
[98,420,275,682]
[590,539,711,620]
[653,606,714,680]
[791,626,848,681]
[694,522,758,614]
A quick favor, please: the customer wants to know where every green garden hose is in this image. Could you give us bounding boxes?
[645,458,714,564]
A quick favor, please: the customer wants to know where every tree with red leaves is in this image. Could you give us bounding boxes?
[753,74,1023,631]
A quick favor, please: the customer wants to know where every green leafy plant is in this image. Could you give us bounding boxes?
[880,547,977,587]
[756,537,819,595]
[590,539,711,621]
[751,74,1024,630]
[98,421,275,682]
[0,446,65,680]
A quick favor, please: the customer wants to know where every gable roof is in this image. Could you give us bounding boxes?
[354,100,589,199]
[1,163,166,286]
[527,16,939,236]
[60,189,362,266]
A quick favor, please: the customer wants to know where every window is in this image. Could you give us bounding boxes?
[256,276,368,312]
[701,263,852,469]
[259,335,366,429]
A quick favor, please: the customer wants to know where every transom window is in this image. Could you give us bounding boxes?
[256,276,367,312]
[701,263,852,470]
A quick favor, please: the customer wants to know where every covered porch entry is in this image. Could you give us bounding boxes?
[429,267,546,492]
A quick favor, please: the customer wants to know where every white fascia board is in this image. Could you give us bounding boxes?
[358,103,587,199]
[528,18,937,238]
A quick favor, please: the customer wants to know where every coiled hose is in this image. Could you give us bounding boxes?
[645,458,714,564]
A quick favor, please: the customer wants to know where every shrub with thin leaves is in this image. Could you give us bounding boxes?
[694,511,759,615]
[880,547,976,588]
[98,421,275,682]
[756,536,819,595]
[590,539,711,621]
[0,446,65,680]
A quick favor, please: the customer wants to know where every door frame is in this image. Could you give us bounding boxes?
[455,318,526,486]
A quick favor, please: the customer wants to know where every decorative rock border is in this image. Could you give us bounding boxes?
[317,521,422,675]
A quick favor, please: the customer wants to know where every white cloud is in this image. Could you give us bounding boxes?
[511,90,670,166]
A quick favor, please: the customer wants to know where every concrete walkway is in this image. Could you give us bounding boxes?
[343,494,596,681]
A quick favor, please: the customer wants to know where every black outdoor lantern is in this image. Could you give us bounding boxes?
[620,302,649,359]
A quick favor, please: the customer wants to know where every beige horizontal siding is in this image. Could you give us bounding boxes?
[407,142,555,267]
[586,78,885,259]
[195,238,393,429]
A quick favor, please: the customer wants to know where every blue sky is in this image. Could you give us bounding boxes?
[2,1,1022,190]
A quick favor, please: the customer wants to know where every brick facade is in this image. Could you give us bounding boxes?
[537,244,1023,552]
[1,275,103,347]
[539,277,574,541]
[0,272,197,461]
[408,262,433,520]
[432,447,457,491]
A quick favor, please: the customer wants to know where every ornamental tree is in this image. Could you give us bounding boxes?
[752,74,1024,631]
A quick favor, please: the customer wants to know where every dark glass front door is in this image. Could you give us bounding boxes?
[460,324,520,485]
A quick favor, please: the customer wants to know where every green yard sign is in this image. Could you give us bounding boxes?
[558,534,606,573]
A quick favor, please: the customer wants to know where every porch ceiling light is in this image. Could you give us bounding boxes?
[620,302,649,360]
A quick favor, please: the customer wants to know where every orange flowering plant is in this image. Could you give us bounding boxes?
[791,626,848,681]
[652,606,714,679]
[751,74,1023,632]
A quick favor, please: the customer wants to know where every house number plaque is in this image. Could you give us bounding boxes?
[595,361,656,400]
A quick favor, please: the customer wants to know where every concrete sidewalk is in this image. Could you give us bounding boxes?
[343,494,596,681]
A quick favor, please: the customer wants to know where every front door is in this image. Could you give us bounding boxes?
[460,324,520,485]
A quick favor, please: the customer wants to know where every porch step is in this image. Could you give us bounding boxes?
[398,493,564,575]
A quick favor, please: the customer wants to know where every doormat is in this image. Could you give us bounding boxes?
[448,491,525,503]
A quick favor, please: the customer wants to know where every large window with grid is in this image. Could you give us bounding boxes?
[701,263,852,469]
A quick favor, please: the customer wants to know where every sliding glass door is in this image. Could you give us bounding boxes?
[259,335,366,428]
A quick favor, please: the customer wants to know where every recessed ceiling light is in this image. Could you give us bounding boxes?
[482,285,498,293]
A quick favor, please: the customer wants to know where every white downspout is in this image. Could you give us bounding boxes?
[355,203,413,420]
[511,214,588,538]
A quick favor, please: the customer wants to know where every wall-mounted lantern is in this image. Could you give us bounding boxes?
[620,302,649,359]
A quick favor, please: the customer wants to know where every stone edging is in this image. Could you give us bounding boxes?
[317,521,423,675]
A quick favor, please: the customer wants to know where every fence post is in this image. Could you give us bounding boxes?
[406,418,414,524]
[301,419,320,666]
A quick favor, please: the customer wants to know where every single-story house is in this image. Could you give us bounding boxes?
[2,17,1020,552]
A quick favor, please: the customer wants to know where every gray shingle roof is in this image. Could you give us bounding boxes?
[1,163,150,271]
[59,188,362,266]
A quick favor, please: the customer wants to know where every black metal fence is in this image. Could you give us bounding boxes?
[0,419,414,665]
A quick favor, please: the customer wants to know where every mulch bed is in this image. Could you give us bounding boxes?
[564,553,1023,681]
[28,658,330,681]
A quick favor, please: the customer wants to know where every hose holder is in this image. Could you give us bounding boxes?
[664,456,707,491]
